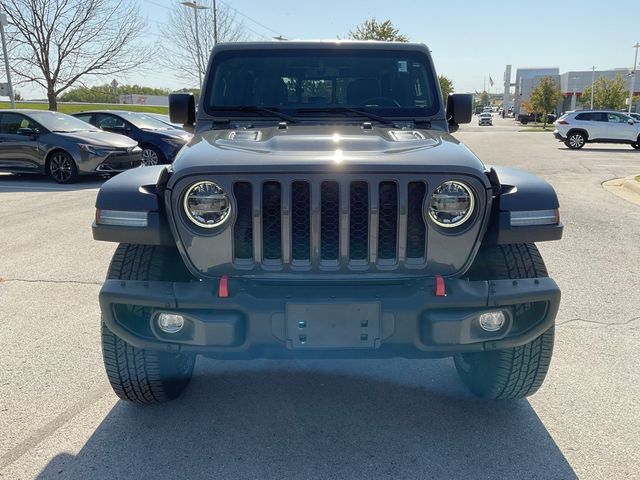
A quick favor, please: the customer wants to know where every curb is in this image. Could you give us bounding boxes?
[621,176,640,196]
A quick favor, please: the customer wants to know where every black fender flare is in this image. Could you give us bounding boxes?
[93,166,174,245]
[482,166,563,245]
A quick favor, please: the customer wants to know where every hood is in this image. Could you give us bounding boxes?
[148,128,192,142]
[171,125,486,175]
[55,130,138,148]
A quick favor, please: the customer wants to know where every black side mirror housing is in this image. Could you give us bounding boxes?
[169,93,196,132]
[446,94,473,133]
[17,127,37,137]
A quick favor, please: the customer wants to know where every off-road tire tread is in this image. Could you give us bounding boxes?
[455,243,554,399]
[101,244,195,404]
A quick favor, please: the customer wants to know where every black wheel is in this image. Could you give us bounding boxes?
[47,151,78,183]
[565,132,586,149]
[520,119,528,125]
[140,145,165,166]
[454,244,555,399]
[101,244,195,404]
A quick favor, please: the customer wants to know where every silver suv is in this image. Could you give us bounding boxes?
[554,110,640,150]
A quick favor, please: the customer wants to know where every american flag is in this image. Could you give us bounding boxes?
[489,76,494,87]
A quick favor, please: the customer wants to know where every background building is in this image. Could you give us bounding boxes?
[513,68,560,116]
[560,69,633,111]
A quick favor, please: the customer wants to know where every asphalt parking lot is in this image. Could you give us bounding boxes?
[1,115,639,479]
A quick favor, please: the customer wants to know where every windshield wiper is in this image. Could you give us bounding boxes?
[216,106,298,123]
[296,107,397,126]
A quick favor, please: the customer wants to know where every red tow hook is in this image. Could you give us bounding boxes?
[218,274,229,298]
[434,274,446,297]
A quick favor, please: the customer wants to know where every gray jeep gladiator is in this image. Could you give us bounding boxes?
[93,41,563,404]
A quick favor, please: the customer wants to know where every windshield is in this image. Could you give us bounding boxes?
[29,112,99,132]
[204,48,439,118]
[120,112,175,130]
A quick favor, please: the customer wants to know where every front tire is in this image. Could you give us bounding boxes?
[140,145,165,166]
[47,151,78,184]
[454,244,555,399]
[565,132,586,149]
[101,244,195,404]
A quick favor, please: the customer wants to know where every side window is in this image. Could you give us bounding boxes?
[96,114,126,129]
[593,113,608,122]
[0,113,30,134]
[607,113,627,123]
[74,113,93,125]
[575,113,591,121]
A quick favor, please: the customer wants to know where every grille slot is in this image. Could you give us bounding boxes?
[291,181,311,261]
[320,181,340,261]
[349,181,369,261]
[378,181,398,260]
[233,182,253,260]
[262,181,282,260]
[406,182,427,259]
[230,176,432,270]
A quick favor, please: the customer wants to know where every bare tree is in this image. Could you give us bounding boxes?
[2,0,151,110]
[162,1,246,87]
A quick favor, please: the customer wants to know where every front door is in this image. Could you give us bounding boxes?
[0,113,43,172]
[607,112,639,141]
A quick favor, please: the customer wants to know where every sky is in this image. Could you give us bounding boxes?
[8,0,640,99]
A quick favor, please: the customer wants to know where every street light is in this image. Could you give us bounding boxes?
[0,8,15,108]
[570,76,578,111]
[628,42,640,114]
[590,66,596,109]
[181,1,209,90]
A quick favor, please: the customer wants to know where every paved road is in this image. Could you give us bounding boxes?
[1,117,639,479]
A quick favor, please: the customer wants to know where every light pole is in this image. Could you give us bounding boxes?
[590,65,596,109]
[212,0,217,44]
[570,76,578,111]
[0,5,15,108]
[181,1,209,90]
[628,42,640,114]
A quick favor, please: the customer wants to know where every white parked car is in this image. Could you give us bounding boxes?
[478,112,493,126]
[554,110,640,149]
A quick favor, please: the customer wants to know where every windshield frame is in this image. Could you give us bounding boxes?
[203,47,441,121]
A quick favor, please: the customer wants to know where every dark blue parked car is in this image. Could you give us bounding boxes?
[72,110,192,166]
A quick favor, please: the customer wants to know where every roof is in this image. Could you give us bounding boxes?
[212,40,430,54]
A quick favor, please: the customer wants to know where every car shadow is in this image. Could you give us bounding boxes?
[0,173,106,192]
[557,146,639,153]
[35,359,577,480]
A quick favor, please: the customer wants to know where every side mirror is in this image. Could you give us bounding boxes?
[169,93,196,132]
[17,127,37,137]
[628,118,635,125]
[446,94,473,132]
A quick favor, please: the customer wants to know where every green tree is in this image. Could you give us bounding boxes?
[530,76,562,129]
[348,18,408,42]
[581,75,628,110]
[439,75,454,106]
[480,91,489,106]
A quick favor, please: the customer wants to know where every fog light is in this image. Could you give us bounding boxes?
[157,313,185,334]
[478,311,506,332]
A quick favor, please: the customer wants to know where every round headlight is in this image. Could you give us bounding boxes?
[183,181,231,228]
[428,181,475,228]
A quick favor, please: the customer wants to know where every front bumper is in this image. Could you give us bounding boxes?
[100,276,560,359]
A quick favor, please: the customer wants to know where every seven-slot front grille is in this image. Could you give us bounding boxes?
[232,177,428,270]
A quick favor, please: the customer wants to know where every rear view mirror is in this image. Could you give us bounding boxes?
[169,93,196,132]
[447,94,473,133]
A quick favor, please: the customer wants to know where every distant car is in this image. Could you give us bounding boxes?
[72,110,192,166]
[518,112,556,125]
[554,110,640,149]
[478,112,493,125]
[628,112,640,123]
[0,109,141,183]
